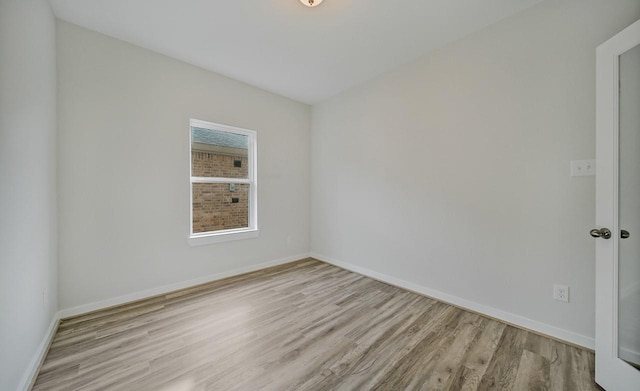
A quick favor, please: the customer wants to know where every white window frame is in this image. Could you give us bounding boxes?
[188,119,258,246]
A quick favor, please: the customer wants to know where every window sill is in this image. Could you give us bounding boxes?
[188,228,259,246]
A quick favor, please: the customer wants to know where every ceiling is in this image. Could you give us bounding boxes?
[49,0,543,104]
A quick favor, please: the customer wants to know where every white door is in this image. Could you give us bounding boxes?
[595,18,640,391]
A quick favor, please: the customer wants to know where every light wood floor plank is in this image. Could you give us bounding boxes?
[512,349,550,390]
[32,259,599,390]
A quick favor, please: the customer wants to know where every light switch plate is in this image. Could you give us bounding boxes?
[570,160,595,177]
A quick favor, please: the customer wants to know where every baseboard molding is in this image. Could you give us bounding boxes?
[310,252,595,350]
[58,252,310,319]
[22,251,593,390]
[17,314,60,391]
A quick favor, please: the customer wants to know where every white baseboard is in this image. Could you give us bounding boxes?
[17,314,60,391]
[310,252,595,350]
[21,251,593,390]
[58,252,310,319]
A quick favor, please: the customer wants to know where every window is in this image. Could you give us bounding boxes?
[188,119,258,245]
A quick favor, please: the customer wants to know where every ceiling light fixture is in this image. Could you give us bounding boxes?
[300,0,323,7]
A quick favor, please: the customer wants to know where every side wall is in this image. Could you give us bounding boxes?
[0,1,58,390]
[310,0,640,346]
[57,22,311,310]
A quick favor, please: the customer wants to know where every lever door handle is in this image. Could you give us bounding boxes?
[621,230,630,239]
[590,228,612,239]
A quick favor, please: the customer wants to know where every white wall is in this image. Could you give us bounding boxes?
[0,0,58,390]
[57,22,311,310]
[311,0,640,346]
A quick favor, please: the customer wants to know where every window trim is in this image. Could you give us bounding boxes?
[188,119,258,246]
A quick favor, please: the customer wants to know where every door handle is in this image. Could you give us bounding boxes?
[590,228,612,239]
[621,230,630,239]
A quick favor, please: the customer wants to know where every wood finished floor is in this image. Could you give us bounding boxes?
[33,259,601,391]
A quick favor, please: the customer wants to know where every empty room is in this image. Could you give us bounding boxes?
[2,0,640,390]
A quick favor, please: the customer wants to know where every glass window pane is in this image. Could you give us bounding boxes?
[191,127,249,179]
[618,43,640,368]
[192,183,249,233]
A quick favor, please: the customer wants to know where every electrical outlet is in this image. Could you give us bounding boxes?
[554,284,569,303]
